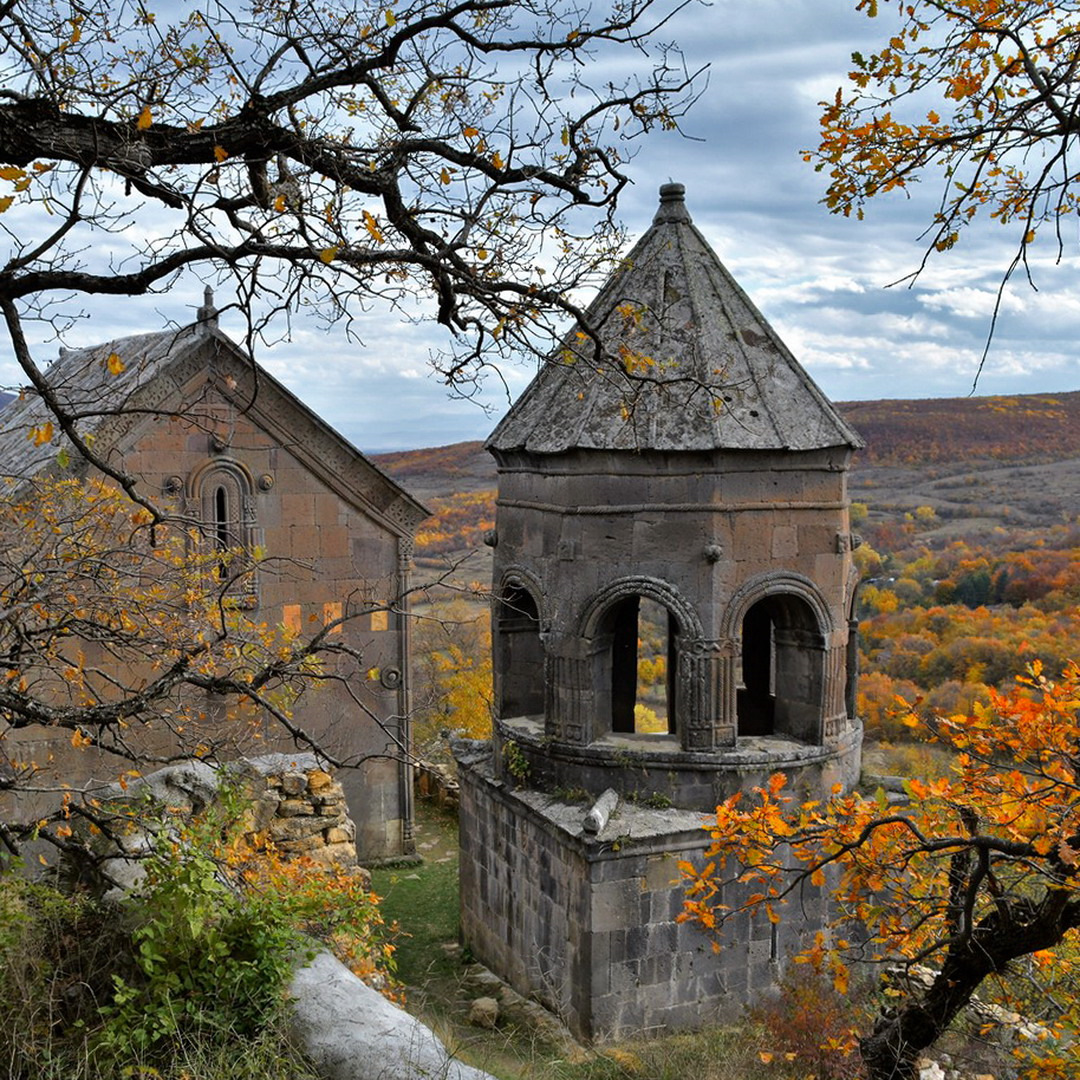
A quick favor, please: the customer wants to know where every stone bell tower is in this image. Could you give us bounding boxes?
[455,183,864,1042]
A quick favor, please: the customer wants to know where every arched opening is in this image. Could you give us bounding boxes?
[494,583,544,719]
[214,484,231,579]
[737,593,824,743]
[602,594,678,736]
[191,459,259,609]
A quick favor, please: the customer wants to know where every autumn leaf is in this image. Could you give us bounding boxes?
[29,422,54,446]
[319,245,340,264]
[385,8,396,26]
[362,210,384,243]
[136,105,153,130]
[106,352,125,376]
[213,145,229,163]
[0,196,13,213]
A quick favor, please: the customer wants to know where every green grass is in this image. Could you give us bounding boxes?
[371,800,462,989]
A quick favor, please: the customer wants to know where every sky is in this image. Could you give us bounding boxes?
[8,0,1080,453]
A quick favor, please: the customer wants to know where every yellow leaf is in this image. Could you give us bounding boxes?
[0,196,13,213]
[274,193,287,212]
[759,1051,774,1064]
[440,167,451,184]
[362,210,384,243]
[136,105,153,130]
[106,352,125,376]
[492,150,504,169]
[29,422,54,446]
[0,166,26,181]
[463,126,479,138]
[385,8,396,26]
[477,248,488,260]
[319,245,340,264]
[213,145,229,163]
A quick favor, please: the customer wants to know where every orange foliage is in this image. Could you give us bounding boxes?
[413,490,495,557]
[683,662,1080,1080]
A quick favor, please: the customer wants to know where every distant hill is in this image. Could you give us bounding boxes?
[842,390,1080,464]
[372,389,1080,559]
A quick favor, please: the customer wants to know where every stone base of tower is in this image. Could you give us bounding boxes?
[454,740,834,1044]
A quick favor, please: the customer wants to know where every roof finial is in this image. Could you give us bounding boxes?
[196,285,218,333]
[653,182,691,225]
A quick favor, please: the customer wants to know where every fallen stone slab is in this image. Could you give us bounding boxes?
[289,951,497,1080]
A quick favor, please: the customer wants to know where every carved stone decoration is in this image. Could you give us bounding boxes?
[258,473,275,491]
[163,475,184,495]
[483,530,498,548]
[704,542,723,563]
[397,536,414,566]
[380,667,403,690]
[678,639,737,750]
[210,432,229,453]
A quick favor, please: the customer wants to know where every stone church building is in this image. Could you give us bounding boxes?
[456,184,865,1040]
[0,291,427,862]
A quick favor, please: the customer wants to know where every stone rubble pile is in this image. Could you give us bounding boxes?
[244,753,361,872]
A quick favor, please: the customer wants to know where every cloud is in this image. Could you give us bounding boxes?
[6,0,1078,452]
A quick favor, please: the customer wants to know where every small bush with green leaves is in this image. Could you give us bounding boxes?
[0,782,393,1080]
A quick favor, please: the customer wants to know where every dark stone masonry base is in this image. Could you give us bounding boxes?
[455,742,831,1044]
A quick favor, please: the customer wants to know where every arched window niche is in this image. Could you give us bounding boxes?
[735,590,827,744]
[581,579,700,745]
[493,578,544,720]
[188,459,260,608]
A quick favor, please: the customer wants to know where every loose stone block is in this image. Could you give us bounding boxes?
[281,771,309,795]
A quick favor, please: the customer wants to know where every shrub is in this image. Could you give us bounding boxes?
[748,965,868,1080]
[0,782,394,1079]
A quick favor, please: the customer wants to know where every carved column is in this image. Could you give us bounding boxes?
[823,640,849,742]
[397,535,416,854]
[678,638,737,750]
[544,635,604,745]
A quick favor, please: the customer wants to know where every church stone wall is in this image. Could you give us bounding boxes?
[1,374,417,863]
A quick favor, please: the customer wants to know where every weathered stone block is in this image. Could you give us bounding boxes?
[281,771,308,795]
[308,769,334,792]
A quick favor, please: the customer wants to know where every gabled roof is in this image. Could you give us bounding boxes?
[0,291,428,532]
[487,183,863,455]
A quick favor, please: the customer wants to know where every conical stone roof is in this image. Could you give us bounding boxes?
[487,183,863,454]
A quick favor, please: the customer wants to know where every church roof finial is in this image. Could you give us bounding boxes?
[196,285,218,332]
[653,181,691,225]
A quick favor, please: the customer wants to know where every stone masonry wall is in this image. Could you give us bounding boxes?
[244,754,360,870]
[457,746,831,1044]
